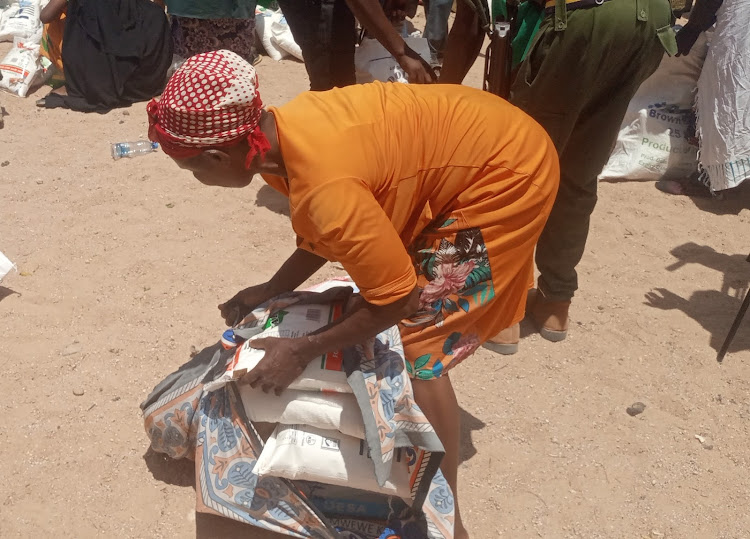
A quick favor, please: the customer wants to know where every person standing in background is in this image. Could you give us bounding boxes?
[422,0,453,66]
[278,0,435,90]
[163,0,260,65]
[441,0,674,353]
[674,0,749,193]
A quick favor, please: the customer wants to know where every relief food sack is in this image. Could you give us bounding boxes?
[253,424,413,498]
[0,37,40,97]
[255,7,287,61]
[239,385,365,439]
[204,301,351,393]
[599,26,710,182]
[355,37,431,84]
[0,0,41,42]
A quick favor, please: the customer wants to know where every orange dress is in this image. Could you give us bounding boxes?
[263,82,559,379]
[41,10,66,74]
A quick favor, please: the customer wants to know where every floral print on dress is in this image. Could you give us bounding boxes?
[407,223,495,329]
[401,219,494,380]
[406,331,481,380]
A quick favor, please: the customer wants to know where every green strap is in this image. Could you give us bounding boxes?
[555,0,567,31]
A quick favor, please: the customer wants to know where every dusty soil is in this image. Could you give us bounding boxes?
[1,23,750,539]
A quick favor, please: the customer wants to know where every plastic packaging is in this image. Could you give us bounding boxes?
[0,36,41,97]
[0,250,16,281]
[0,0,41,42]
[111,140,159,160]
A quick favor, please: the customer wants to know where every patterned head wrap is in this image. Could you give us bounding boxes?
[147,50,270,168]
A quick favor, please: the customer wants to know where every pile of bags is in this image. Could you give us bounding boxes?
[142,279,454,538]
[0,0,47,97]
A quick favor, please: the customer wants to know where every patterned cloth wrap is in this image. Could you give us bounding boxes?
[141,287,455,539]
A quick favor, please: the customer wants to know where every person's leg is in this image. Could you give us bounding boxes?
[511,0,670,336]
[326,0,356,87]
[422,0,453,64]
[412,375,468,539]
[276,0,330,90]
[277,0,355,90]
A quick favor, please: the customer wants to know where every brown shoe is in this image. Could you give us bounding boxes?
[483,323,520,355]
[531,292,570,342]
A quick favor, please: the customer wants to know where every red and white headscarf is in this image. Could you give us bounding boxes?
[147,50,270,168]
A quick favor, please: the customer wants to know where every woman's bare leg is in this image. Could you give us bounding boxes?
[412,375,469,539]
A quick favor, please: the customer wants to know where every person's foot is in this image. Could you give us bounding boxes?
[655,178,714,198]
[483,323,519,355]
[529,289,570,342]
[251,53,262,66]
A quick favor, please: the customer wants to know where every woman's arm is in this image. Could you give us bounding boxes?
[244,287,420,394]
[267,247,328,296]
[239,179,421,394]
[219,248,327,325]
[40,0,67,24]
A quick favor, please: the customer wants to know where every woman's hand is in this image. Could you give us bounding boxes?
[219,283,274,326]
[239,337,317,395]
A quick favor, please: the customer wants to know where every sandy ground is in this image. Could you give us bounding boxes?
[2,24,750,539]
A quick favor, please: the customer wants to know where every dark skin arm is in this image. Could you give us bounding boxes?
[221,244,420,395]
[676,0,724,56]
[439,0,485,84]
[344,0,436,83]
[244,287,420,395]
[40,0,67,24]
[219,248,327,325]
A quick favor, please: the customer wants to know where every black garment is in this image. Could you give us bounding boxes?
[45,0,172,112]
[275,0,356,91]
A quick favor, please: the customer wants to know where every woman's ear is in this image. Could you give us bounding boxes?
[202,149,233,168]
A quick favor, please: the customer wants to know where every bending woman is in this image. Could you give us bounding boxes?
[147,50,559,538]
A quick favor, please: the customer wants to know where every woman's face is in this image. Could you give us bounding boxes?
[172,147,252,188]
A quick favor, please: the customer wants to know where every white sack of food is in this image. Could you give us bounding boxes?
[355,37,431,84]
[204,301,351,393]
[599,28,710,181]
[239,385,365,439]
[0,0,41,42]
[255,7,288,62]
[0,36,41,97]
[253,424,413,498]
[271,13,303,61]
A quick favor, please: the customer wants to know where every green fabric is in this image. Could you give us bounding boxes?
[164,0,256,19]
[488,0,544,68]
[510,0,672,300]
[491,0,508,20]
[657,23,678,56]
[512,1,543,66]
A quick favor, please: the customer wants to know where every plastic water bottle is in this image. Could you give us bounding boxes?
[220,328,247,350]
[111,141,159,160]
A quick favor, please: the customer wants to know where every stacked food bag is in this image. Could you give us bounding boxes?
[0,0,44,97]
[142,280,455,539]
